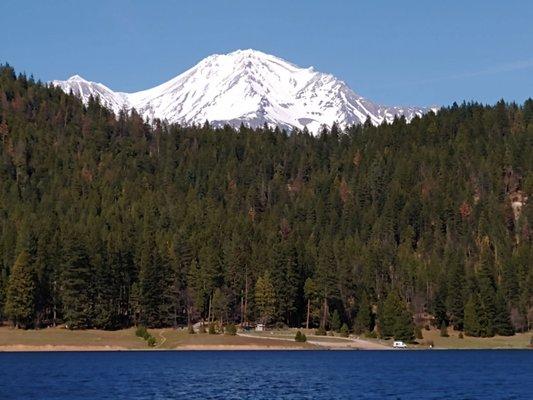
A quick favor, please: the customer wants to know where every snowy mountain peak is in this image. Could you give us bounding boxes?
[51,50,432,132]
[67,74,87,82]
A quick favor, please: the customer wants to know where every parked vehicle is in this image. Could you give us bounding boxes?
[393,341,407,348]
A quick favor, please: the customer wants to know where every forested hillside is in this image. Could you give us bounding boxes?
[0,65,531,339]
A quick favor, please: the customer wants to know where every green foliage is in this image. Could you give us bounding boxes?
[330,309,341,332]
[353,294,373,334]
[380,291,414,341]
[364,331,377,339]
[0,66,529,335]
[464,295,481,337]
[493,291,514,336]
[255,271,276,325]
[295,330,307,342]
[135,325,157,347]
[339,323,349,337]
[208,323,217,334]
[135,325,149,339]
[433,289,448,328]
[4,251,36,328]
[138,231,166,328]
[60,238,94,329]
[225,323,237,335]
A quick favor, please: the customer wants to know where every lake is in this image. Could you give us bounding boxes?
[0,350,531,399]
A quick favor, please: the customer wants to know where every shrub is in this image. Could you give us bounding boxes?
[274,322,288,330]
[188,324,195,334]
[458,332,464,339]
[315,326,327,336]
[208,323,217,335]
[340,323,349,337]
[135,325,149,340]
[295,330,307,342]
[135,325,156,347]
[225,323,237,336]
[330,310,341,332]
[198,324,206,334]
[364,331,377,339]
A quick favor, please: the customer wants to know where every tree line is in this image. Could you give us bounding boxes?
[0,65,531,340]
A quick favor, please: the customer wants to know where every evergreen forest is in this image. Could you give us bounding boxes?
[0,65,531,340]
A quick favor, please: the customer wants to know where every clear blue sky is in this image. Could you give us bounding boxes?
[2,0,532,107]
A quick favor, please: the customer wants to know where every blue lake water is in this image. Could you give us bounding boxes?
[0,350,531,399]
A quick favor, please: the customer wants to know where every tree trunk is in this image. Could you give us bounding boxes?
[244,275,249,323]
[240,293,244,325]
[207,295,212,324]
[306,298,311,329]
[321,294,328,329]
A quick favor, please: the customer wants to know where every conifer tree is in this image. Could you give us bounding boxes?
[446,258,465,330]
[255,271,276,324]
[60,238,94,329]
[353,293,373,334]
[380,291,414,341]
[138,236,164,328]
[464,295,481,337]
[493,291,514,336]
[4,251,36,328]
[477,244,497,337]
[394,302,415,342]
[330,309,341,332]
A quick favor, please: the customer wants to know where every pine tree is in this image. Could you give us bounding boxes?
[464,295,481,337]
[477,245,497,337]
[433,288,448,327]
[394,302,415,342]
[380,291,414,341]
[340,323,349,337]
[138,235,164,328]
[255,271,276,324]
[60,238,94,329]
[4,251,36,328]
[330,309,341,332]
[304,277,320,328]
[212,287,228,325]
[493,291,514,336]
[446,258,465,330]
[353,293,373,334]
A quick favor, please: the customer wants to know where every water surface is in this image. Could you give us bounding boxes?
[1,350,531,399]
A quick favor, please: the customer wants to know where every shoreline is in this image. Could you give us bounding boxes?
[0,326,530,352]
[1,345,530,352]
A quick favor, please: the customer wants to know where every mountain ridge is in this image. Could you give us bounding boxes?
[52,49,434,132]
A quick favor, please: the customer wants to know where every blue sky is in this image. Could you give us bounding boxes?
[1,1,532,107]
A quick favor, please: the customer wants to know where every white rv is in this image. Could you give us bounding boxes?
[393,341,407,348]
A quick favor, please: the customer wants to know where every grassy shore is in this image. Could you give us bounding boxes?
[0,326,316,351]
[413,328,532,349]
[0,325,530,351]
[245,328,533,350]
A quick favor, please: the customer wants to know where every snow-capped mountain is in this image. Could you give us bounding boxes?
[52,49,431,132]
